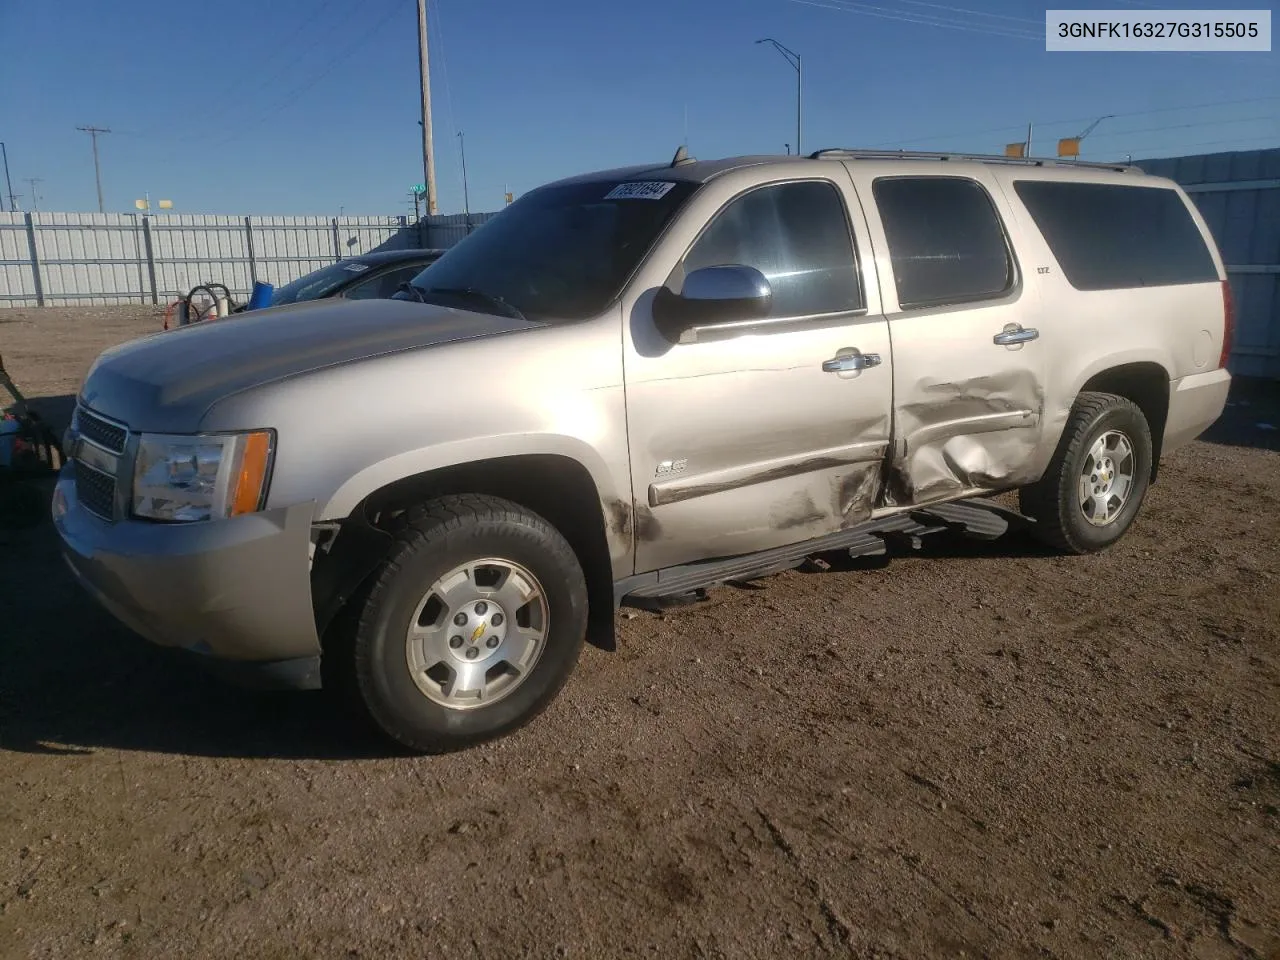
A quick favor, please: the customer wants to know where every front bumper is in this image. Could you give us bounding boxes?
[52,462,323,689]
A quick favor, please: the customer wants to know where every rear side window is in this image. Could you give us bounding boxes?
[682,180,864,318]
[1012,180,1218,291]
[872,176,1014,310]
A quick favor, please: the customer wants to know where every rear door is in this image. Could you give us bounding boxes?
[621,167,894,573]
[846,165,1049,505]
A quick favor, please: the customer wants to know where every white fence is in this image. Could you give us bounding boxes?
[0,211,496,308]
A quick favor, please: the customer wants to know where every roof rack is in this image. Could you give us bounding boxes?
[806,147,1138,174]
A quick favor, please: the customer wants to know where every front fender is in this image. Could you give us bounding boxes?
[317,432,626,523]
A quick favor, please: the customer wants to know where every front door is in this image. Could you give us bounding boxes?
[847,165,1048,505]
[621,169,894,573]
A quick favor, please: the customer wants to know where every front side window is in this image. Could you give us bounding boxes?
[407,179,700,321]
[271,260,370,306]
[681,180,863,318]
[872,176,1014,310]
[346,263,433,301]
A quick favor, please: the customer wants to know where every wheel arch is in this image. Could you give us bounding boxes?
[1076,361,1170,483]
[312,452,622,660]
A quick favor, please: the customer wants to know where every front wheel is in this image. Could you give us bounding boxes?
[1020,392,1153,555]
[353,494,588,753]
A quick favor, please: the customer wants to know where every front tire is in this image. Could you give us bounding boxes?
[353,494,588,753]
[1020,392,1153,555]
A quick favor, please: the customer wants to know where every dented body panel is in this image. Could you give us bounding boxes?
[620,162,894,572]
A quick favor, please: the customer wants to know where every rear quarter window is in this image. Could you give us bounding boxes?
[1012,180,1218,291]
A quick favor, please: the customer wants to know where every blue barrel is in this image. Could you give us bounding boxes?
[246,280,275,311]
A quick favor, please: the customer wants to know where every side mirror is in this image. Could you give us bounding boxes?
[653,265,772,344]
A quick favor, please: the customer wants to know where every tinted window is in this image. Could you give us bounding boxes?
[872,177,1013,309]
[271,260,370,305]
[1013,180,1218,290]
[408,179,699,321]
[347,263,434,300]
[682,180,863,318]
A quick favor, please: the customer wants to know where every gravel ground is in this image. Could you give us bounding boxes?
[1,306,1278,960]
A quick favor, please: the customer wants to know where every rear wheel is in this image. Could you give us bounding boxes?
[1020,392,1153,554]
[352,494,588,753]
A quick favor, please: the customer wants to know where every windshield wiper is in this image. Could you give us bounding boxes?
[396,281,428,303]
[419,286,527,322]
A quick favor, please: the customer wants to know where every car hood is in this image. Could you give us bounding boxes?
[79,297,544,432]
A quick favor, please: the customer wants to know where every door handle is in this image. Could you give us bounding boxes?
[822,352,881,373]
[993,325,1039,345]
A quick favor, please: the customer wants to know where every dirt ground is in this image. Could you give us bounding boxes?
[1,305,1278,960]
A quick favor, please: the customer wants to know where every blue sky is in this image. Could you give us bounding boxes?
[1,0,1276,215]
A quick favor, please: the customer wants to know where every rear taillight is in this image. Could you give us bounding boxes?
[1219,279,1235,370]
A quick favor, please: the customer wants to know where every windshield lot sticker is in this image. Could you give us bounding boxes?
[605,181,677,201]
[342,263,371,273]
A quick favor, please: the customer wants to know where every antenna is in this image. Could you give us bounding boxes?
[670,145,694,167]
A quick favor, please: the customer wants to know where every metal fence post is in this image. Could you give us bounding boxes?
[131,214,147,303]
[142,215,159,305]
[331,218,340,261]
[244,216,258,285]
[23,213,45,307]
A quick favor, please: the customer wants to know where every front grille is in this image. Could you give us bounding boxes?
[77,407,127,454]
[75,462,117,520]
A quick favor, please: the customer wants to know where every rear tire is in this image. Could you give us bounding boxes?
[1019,392,1153,555]
[353,494,588,754]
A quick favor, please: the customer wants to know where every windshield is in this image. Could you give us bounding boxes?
[407,178,700,320]
[271,260,372,305]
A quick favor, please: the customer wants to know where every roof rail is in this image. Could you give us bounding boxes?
[806,147,1138,174]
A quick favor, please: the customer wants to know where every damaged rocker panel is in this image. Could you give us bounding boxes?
[648,440,889,508]
[904,408,1039,450]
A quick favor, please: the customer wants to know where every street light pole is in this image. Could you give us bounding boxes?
[756,38,802,156]
[24,178,43,213]
[457,130,472,233]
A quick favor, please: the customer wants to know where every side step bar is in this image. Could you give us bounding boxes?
[615,498,1021,607]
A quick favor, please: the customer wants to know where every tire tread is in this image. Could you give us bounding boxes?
[1020,391,1150,554]
[352,494,584,754]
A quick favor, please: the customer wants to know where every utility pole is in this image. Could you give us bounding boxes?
[76,125,111,213]
[0,142,15,212]
[23,177,43,213]
[415,0,438,216]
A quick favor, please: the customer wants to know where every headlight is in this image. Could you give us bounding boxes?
[132,430,274,522]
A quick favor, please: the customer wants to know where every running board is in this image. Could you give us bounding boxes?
[615,498,1019,607]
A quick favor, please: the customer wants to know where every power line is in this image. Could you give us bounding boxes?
[787,0,1042,40]
[431,0,466,209]
[869,95,1280,148]
[1084,114,1276,142]
[884,0,1041,25]
[199,0,405,151]
[132,0,358,138]
[1094,132,1280,159]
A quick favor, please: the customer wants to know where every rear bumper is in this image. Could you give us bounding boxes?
[52,462,323,689]
[1163,367,1232,455]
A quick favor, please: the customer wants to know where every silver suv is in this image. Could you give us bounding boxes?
[53,148,1233,752]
